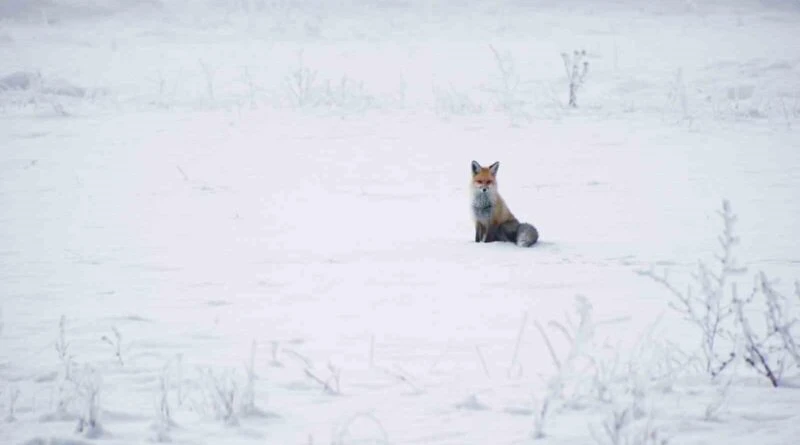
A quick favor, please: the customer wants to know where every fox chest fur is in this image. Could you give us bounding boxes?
[472,191,495,223]
[471,193,515,226]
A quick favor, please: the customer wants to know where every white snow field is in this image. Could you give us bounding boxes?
[1,1,800,444]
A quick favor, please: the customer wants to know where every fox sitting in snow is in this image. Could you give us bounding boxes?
[470,160,539,247]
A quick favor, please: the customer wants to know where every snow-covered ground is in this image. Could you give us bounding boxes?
[1,1,799,444]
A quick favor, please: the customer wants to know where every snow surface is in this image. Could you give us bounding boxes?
[1,1,800,444]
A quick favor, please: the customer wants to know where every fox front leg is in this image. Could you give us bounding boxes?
[475,223,484,242]
[475,223,495,243]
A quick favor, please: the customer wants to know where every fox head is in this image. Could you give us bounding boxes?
[471,160,500,200]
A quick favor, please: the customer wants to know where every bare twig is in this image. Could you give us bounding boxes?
[176,165,189,182]
[283,348,313,368]
[200,368,239,425]
[561,50,589,108]
[304,366,340,395]
[374,364,421,394]
[151,359,176,442]
[532,396,550,439]
[75,366,104,438]
[534,320,562,371]
[531,295,599,438]
[369,335,375,368]
[475,345,490,378]
[760,273,800,369]
[509,311,529,377]
[734,272,798,387]
[285,51,318,108]
[101,327,124,366]
[240,340,259,415]
[198,59,215,102]
[332,412,390,445]
[4,386,20,422]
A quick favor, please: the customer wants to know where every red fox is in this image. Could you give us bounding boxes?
[471,160,539,247]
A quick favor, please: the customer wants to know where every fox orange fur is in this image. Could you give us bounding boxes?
[470,160,539,247]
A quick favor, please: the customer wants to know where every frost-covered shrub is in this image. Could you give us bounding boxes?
[532,295,602,438]
[734,272,800,387]
[561,50,589,108]
[641,200,800,387]
[282,51,384,115]
[433,83,484,117]
[638,200,744,380]
[74,366,105,438]
[484,45,532,125]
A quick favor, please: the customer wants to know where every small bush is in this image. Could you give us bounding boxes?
[562,50,589,108]
[641,200,800,387]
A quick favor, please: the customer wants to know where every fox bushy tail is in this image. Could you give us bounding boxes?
[516,222,539,247]
[494,220,539,247]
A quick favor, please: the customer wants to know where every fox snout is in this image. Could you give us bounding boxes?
[472,181,496,199]
[475,183,490,193]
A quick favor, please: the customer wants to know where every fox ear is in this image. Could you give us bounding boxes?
[489,161,500,176]
[471,160,481,176]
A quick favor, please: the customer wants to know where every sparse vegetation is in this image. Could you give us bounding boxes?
[55,316,73,379]
[284,51,320,108]
[5,386,20,422]
[201,367,240,426]
[485,44,533,125]
[304,361,342,396]
[638,200,744,380]
[74,366,104,438]
[664,68,692,125]
[640,200,800,388]
[433,83,484,117]
[151,373,173,442]
[331,412,389,445]
[150,357,181,443]
[734,272,800,387]
[198,59,216,103]
[562,50,589,108]
[50,315,79,420]
[240,340,267,416]
[101,326,125,366]
[1,4,799,445]
[531,295,601,438]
